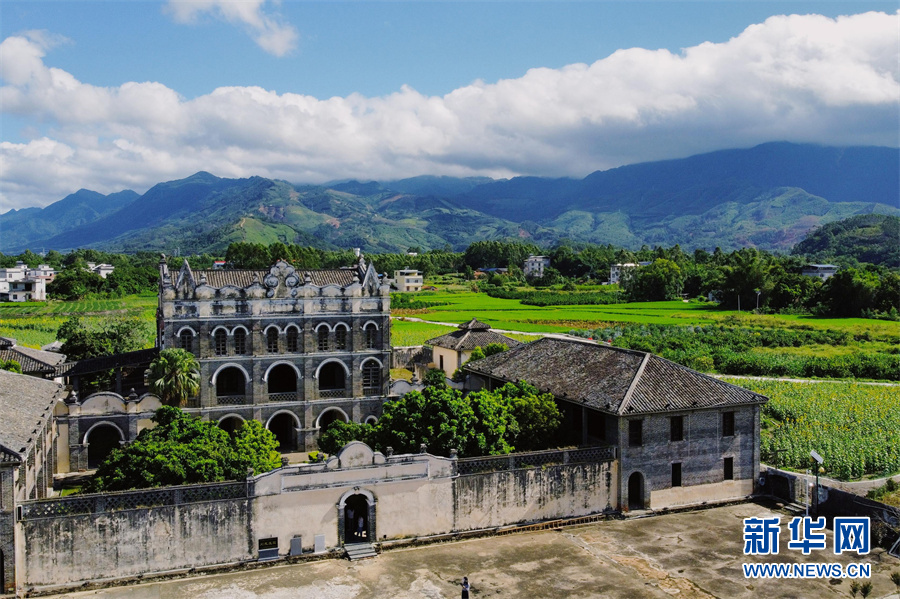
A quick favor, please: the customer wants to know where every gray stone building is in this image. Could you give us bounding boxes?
[156,255,392,451]
[0,370,64,594]
[464,337,768,511]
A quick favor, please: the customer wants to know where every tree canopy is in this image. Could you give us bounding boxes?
[86,406,280,492]
[56,316,149,361]
[317,379,562,458]
[148,348,200,407]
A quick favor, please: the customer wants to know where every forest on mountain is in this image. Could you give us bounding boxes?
[3,143,897,255]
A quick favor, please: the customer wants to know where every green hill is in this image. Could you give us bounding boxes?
[792,214,900,267]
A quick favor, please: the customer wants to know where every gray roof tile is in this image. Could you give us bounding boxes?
[466,337,766,414]
[0,370,64,460]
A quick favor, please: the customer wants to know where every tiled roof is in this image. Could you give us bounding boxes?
[425,329,524,352]
[56,347,159,378]
[0,370,64,461]
[465,337,767,415]
[0,342,65,375]
[195,268,358,288]
[458,318,491,331]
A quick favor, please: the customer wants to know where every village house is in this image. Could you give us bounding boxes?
[392,268,423,292]
[424,318,523,379]
[0,371,64,594]
[608,261,651,285]
[464,337,767,511]
[0,337,66,379]
[523,255,550,278]
[801,263,839,280]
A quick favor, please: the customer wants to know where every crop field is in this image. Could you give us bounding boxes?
[0,294,157,348]
[728,378,900,480]
[393,290,900,337]
[391,319,538,347]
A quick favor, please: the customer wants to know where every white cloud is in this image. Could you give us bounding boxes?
[1,11,898,210]
[165,0,298,57]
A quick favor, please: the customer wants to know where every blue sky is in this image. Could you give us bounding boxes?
[1,1,898,209]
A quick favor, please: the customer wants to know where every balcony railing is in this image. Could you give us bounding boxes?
[268,392,298,402]
[216,394,248,406]
[318,389,347,399]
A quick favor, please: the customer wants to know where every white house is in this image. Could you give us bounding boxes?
[393,269,423,292]
[801,264,838,281]
[523,256,550,278]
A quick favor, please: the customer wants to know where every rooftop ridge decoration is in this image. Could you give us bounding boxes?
[159,255,386,299]
[458,318,491,330]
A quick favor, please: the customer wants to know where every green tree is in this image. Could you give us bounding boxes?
[626,258,685,301]
[0,359,23,373]
[47,265,105,300]
[498,382,563,452]
[148,348,200,407]
[464,389,515,455]
[818,268,881,317]
[86,406,279,492]
[317,420,375,454]
[423,367,448,389]
[57,316,150,361]
[374,386,477,456]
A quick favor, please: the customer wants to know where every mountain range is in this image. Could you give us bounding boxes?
[2,142,897,255]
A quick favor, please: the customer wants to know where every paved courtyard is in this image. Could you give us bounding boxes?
[41,501,899,599]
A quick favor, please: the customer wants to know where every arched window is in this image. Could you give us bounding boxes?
[234,328,247,354]
[179,329,193,352]
[318,327,330,352]
[266,328,279,353]
[364,323,378,350]
[286,327,299,353]
[214,329,227,356]
[335,325,348,350]
[362,360,380,393]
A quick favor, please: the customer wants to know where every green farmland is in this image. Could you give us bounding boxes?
[0,294,157,348]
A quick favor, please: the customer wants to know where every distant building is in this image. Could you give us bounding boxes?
[86,263,115,279]
[609,262,651,285]
[1,277,46,302]
[393,269,423,292]
[801,264,838,281]
[26,264,55,282]
[424,318,523,378]
[212,260,227,270]
[524,256,550,278]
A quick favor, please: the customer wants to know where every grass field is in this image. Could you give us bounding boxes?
[727,378,900,481]
[0,294,157,348]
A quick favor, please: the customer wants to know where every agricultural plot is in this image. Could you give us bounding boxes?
[728,378,900,480]
[0,294,157,348]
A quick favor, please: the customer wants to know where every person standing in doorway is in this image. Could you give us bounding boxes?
[461,576,470,599]
[357,515,365,539]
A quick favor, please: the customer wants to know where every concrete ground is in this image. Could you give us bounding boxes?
[38,501,900,599]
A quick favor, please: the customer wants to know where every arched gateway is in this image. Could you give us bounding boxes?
[338,489,375,545]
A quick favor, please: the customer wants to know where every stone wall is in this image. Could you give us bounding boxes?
[18,444,617,592]
[391,345,431,370]
[454,461,617,531]
[19,483,250,589]
[618,406,760,510]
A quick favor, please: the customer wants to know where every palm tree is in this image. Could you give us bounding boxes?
[148,348,200,407]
